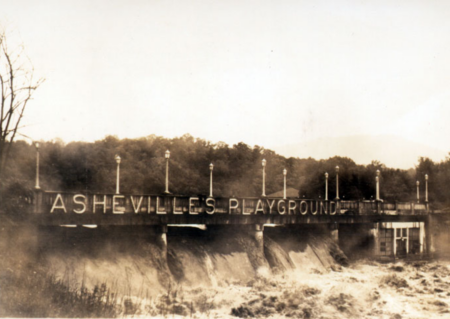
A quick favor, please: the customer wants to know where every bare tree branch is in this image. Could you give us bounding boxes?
[0,30,44,181]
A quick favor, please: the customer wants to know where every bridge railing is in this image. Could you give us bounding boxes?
[337,200,427,215]
[396,202,427,215]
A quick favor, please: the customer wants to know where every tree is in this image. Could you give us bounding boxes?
[0,30,44,184]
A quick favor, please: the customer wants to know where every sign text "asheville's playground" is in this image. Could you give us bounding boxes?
[47,193,341,216]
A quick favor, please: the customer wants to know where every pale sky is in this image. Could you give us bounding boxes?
[2,0,450,167]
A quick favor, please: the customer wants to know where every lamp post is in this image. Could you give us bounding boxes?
[262,159,266,197]
[164,150,170,194]
[425,174,429,213]
[209,163,214,197]
[283,169,287,200]
[35,142,40,189]
[375,170,381,213]
[416,180,420,203]
[335,166,340,200]
[325,172,329,201]
[376,170,380,201]
[115,155,121,194]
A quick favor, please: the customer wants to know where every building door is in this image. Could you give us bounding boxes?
[396,239,407,257]
[396,228,407,257]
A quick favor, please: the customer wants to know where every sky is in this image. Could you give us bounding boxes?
[2,0,450,168]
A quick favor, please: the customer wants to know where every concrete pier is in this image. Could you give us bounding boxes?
[330,223,339,242]
[425,214,435,255]
[370,223,379,255]
[251,224,264,254]
[156,225,168,258]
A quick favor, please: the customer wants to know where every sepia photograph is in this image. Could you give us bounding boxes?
[1,1,450,318]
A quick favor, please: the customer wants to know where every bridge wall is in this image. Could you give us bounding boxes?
[428,214,450,257]
[338,223,378,258]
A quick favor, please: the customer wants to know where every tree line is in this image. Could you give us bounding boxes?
[1,134,448,210]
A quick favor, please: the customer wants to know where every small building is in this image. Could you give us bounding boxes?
[378,222,425,258]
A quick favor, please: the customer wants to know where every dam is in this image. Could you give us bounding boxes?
[2,182,441,260]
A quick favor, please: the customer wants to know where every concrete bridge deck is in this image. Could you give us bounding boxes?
[12,190,429,226]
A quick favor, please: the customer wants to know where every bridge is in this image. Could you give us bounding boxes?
[0,188,434,261]
[30,191,429,226]
[0,152,444,260]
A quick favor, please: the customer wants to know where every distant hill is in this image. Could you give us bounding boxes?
[272,135,448,169]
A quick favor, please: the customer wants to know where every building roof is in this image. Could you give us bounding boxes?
[267,188,299,198]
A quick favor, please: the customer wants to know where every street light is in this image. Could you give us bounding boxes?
[376,170,380,201]
[283,169,287,200]
[325,172,329,201]
[35,142,40,189]
[416,180,420,203]
[164,150,170,194]
[335,166,340,200]
[209,163,214,197]
[115,154,121,194]
[262,159,266,197]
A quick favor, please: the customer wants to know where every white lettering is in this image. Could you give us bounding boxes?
[255,199,265,214]
[229,198,239,214]
[310,201,318,215]
[277,200,286,215]
[320,201,328,215]
[300,201,308,215]
[93,195,107,214]
[147,196,152,213]
[156,197,166,214]
[189,197,199,215]
[242,199,251,215]
[288,200,297,215]
[131,196,144,213]
[73,194,86,214]
[173,197,183,214]
[113,195,125,214]
[206,198,215,214]
[330,201,336,215]
[267,199,276,214]
[50,194,67,213]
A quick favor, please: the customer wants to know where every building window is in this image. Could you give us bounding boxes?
[396,228,407,238]
[379,229,394,256]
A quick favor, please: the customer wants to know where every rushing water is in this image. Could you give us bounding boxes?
[34,226,450,318]
[119,259,450,319]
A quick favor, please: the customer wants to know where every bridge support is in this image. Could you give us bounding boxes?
[251,224,264,254]
[375,200,381,214]
[330,223,339,242]
[425,215,435,256]
[371,223,379,255]
[156,225,168,259]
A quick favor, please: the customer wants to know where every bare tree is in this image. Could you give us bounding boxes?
[0,30,44,182]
